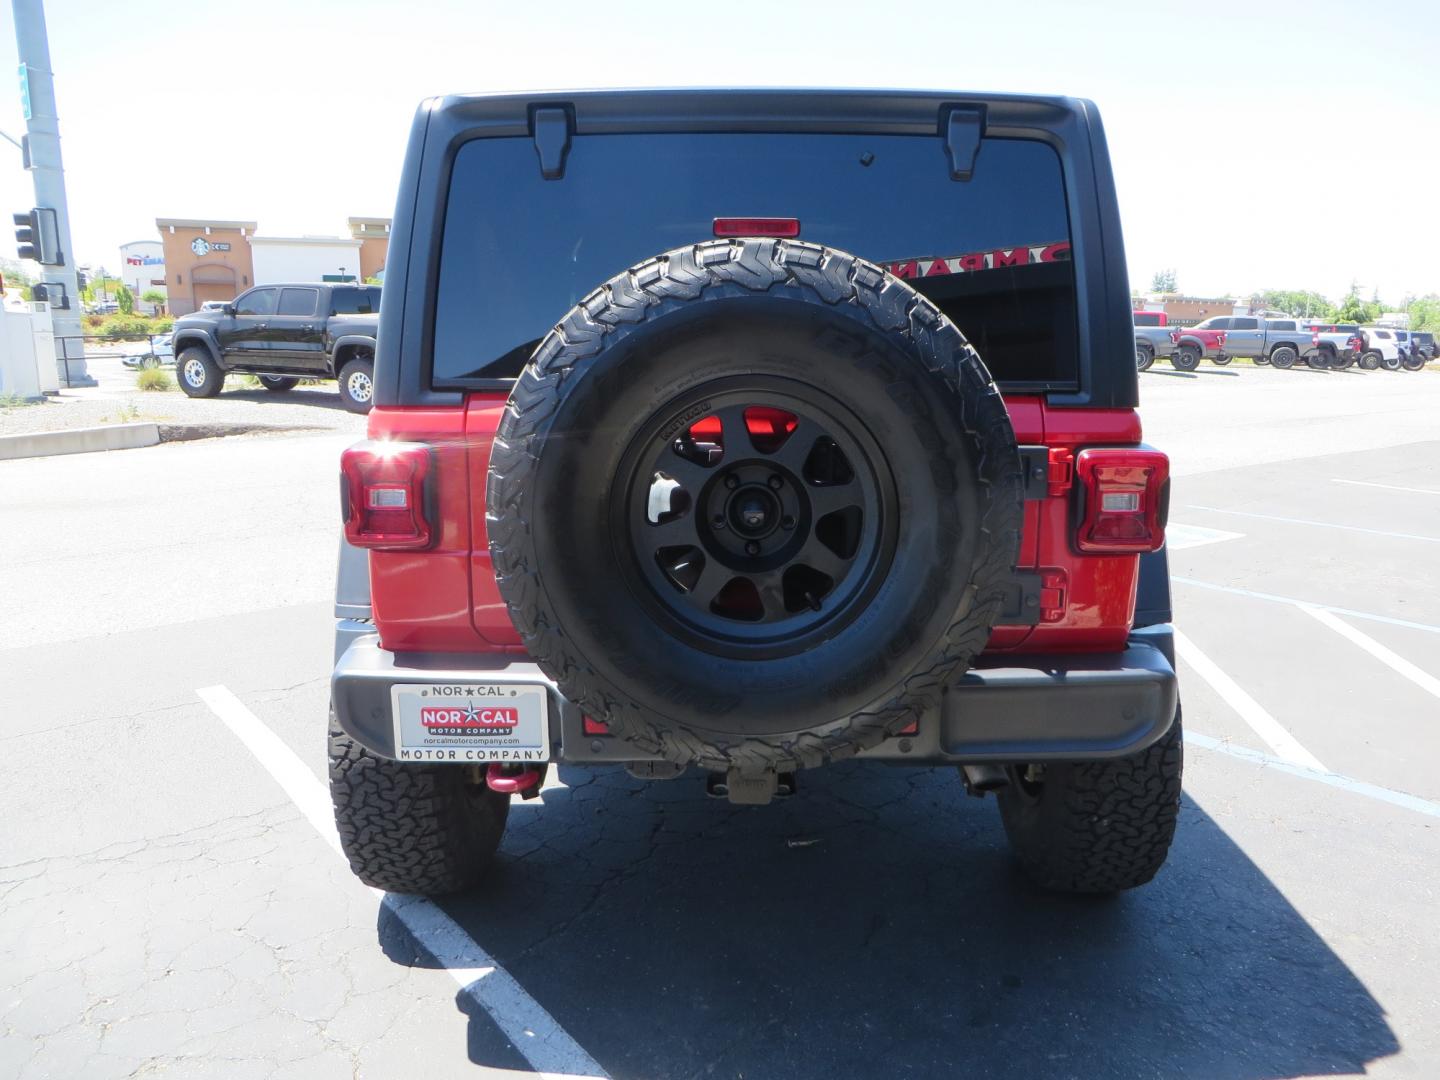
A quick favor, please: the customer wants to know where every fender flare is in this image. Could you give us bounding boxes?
[329,335,376,376]
[171,330,222,366]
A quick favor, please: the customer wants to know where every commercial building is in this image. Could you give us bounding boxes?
[156,216,389,315]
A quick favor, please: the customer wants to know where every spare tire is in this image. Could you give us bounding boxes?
[487,239,1023,773]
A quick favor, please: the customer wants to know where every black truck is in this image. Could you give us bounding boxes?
[171,282,380,411]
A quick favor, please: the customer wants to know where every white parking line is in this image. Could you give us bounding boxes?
[1183,505,1440,544]
[1165,523,1245,550]
[196,685,608,1080]
[1172,577,1440,636]
[1185,731,1440,820]
[1332,478,1440,496]
[1171,630,1328,772]
[1297,606,1440,701]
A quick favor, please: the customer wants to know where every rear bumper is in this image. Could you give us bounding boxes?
[332,626,1177,766]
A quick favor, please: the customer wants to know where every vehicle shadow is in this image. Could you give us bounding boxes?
[1196,367,1240,377]
[218,387,350,411]
[1143,369,1198,379]
[382,761,1399,1080]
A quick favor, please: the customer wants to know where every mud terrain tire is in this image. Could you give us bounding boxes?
[998,707,1183,893]
[486,239,1024,773]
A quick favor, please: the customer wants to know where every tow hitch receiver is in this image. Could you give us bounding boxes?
[706,769,798,804]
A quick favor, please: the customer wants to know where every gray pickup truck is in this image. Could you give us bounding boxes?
[1191,315,1313,367]
[1133,310,1175,371]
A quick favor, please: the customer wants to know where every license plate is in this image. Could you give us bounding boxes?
[390,683,550,763]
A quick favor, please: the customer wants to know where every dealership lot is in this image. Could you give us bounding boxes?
[3,365,1439,1079]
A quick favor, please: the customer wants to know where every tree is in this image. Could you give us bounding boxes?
[141,289,166,314]
[116,284,135,315]
[1408,295,1440,333]
[1254,289,1334,320]
[1335,286,1381,325]
[1150,268,1178,293]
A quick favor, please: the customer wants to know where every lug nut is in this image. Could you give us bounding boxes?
[767,474,783,489]
[745,541,760,556]
[781,515,796,530]
[724,475,740,490]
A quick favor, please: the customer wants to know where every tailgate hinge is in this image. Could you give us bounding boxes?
[530,105,573,180]
[998,568,1068,626]
[1018,446,1073,500]
[941,105,985,181]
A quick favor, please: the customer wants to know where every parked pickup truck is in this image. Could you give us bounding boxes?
[172,282,380,411]
[1186,315,1312,368]
[1167,324,1227,371]
[1301,324,1363,369]
[1133,311,1174,371]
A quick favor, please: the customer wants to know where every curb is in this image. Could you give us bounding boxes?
[0,421,326,462]
[0,422,160,461]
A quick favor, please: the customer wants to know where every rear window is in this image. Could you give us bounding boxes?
[432,133,1077,389]
[331,287,381,315]
[1133,311,1163,327]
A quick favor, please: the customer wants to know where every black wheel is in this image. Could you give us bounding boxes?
[1171,345,1200,372]
[338,353,375,412]
[140,354,161,371]
[1271,345,1298,369]
[1135,344,1154,372]
[328,709,509,895]
[258,374,299,392]
[1211,354,1232,366]
[1332,350,1354,370]
[177,346,223,398]
[997,707,1183,893]
[1381,352,1402,371]
[1402,353,1425,371]
[1361,351,1382,370]
[487,239,1023,773]
[1253,354,1270,366]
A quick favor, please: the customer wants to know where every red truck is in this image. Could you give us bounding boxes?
[1167,325,1227,371]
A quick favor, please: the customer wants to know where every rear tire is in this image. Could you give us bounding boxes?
[338,354,375,412]
[328,709,510,895]
[177,346,224,398]
[1136,344,1154,372]
[1361,351,1382,370]
[1381,352,1402,372]
[1171,346,1200,372]
[1270,345,1298,369]
[997,707,1183,893]
[1402,353,1425,371]
[258,374,299,392]
[1332,351,1354,370]
[1211,354,1232,366]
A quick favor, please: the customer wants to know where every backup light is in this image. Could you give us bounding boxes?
[1074,448,1169,554]
[341,441,434,550]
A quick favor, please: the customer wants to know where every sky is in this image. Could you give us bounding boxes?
[0,0,1436,304]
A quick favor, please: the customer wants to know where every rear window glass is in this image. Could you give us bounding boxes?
[278,288,318,316]
[433,133,1076,388]
[1133,312,1163,327]
[331,287,380,315]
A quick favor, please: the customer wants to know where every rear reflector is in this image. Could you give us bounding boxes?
[341,440,434,550]
[713,217,800,238]
[582,715,610,736]
[1074,448,1169,553]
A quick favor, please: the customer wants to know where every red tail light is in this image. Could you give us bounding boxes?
[1074,448,1169,553]
[1169,330,1180,344]
[341,441,434,550]
[713,217,801,238]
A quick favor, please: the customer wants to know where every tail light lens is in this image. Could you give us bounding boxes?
[1169,330,1180,344]
[341,441,434,550]
[713,217,801,238]
[1074,448,1169,553]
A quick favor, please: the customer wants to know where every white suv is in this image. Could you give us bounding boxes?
[1359,327,1402,371]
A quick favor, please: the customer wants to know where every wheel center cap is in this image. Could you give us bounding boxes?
[729,488,779,537]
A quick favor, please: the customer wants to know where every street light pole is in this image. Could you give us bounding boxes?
[11,0,91,385]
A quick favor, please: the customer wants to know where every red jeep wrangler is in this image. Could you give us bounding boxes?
[329,89,1181,897]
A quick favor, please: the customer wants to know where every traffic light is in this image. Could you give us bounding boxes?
[13,207,61,265]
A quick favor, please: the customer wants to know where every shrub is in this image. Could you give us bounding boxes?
[100,317,154,340]
[137,368,174,392]
[84,313,105,329]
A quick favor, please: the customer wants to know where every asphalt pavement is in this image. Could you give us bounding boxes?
[3,363,1439,1079]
